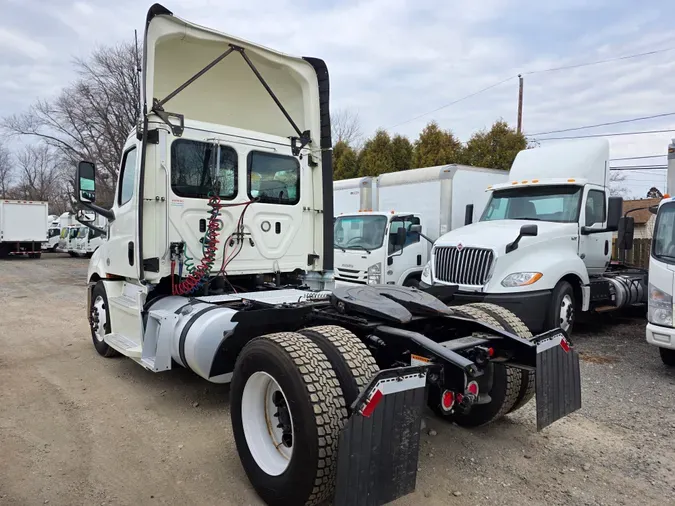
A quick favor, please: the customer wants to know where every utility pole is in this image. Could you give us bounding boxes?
[517,74,524,134]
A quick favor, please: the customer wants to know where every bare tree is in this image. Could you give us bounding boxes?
[10,145,69,210]
[0,141,12,198]
[609,171,627,196]
[3,42,140,207]
[331,108,363,148]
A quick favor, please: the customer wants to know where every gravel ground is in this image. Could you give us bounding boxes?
[1,254,674,506]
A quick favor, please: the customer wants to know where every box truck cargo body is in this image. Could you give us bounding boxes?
[0,200,49,258]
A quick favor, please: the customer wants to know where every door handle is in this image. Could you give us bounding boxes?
[128,241,135,266]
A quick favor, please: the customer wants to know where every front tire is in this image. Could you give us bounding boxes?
[548,280,575,334]
[89,282,119,358]
[231,332,348,506]
[660,347,675,366]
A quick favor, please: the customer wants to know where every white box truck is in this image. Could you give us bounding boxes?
[333,165,508,286]
[420,138,648,335]
[0,200,49,259]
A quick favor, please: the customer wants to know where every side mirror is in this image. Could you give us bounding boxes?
[519,224,538,237]
[606,196,623,231]
[506,224,538,254]
[76,161,96,203]
[464,204,474,226]
[409,224,422,234]
[76,209,95,223]
[649,204,659,215]
[394,227,407,247]
[617,216,635,251]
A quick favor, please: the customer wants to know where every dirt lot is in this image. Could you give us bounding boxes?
[1,254,674,506]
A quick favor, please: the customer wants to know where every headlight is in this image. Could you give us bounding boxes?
[501,272,543,287]
[648,283,673,327]
[367,262,381,284]
[421,261,431,284]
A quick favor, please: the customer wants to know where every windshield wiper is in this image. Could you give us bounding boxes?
[335,244,346,252]
[512,217,542,221]
[350,245,371,254]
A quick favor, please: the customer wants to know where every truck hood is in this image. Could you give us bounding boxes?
[434,220,577,253]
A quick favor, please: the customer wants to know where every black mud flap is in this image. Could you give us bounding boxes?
[535,331,582,431]
[334,367,427,506]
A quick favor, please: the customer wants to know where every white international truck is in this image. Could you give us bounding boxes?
[55,212,77,252]
[0,200,48,259]
[645,141,675,366]
[333,166,507,286]
[73,215,107,257]
[44,215,62,252]
[73,5,582,506]
[420,138,648,335]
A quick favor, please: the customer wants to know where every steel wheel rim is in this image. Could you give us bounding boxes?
[92,295,107,342]
[241,371,294,476]
[559,293,574,332]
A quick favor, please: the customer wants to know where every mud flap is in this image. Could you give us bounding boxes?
[535,331,582,431]
[334,367,427,506]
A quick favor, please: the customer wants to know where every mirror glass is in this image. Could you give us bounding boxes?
[78,161,96,203]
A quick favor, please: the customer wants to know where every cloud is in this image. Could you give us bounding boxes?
[0,0,674,197]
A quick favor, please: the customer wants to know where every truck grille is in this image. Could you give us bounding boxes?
[434,246,494,286]
[335,267,367,284]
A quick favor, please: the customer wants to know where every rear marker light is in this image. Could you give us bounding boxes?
[487,347,494,357]
[466,381,479,396]
[441,390,455,411]
[360,388,383,418]
[560,338,570,353]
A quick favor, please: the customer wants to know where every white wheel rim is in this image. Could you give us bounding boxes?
[559,294,573,332]
[92,295,107,342]
[241,371,294,476]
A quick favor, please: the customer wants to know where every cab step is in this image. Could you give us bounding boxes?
[104,333,142,358]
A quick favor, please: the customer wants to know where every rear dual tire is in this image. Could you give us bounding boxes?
[431,303,534,427]
[231,328,377,506]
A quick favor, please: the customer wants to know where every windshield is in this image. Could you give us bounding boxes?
[334,215,387,251]
[69,228,80,239]
[481,185,583,223]
[77,228,88,239]
[653,202,675,261]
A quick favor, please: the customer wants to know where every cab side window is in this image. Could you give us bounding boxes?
[118,147,138,206]
[388,216,421,254]
[585,190,606,226]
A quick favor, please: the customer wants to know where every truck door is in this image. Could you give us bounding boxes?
[105,144,140,279]
[579,187,610,275]
[387,215,425,285]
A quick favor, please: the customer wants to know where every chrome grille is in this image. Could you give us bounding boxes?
[434,246,494,286]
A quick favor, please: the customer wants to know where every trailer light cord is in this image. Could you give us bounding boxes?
[172,197,256,296]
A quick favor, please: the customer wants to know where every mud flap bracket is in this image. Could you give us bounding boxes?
[535,331,582,431]
[334,367,427,506]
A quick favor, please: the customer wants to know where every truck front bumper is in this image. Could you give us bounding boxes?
[646,322,675,350]
[420,282,552,333]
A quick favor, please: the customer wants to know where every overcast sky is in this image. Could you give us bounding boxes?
[2,0,674,198]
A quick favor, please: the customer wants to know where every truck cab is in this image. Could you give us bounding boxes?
[74,226,106,258]
[334,211,423,286]
[647,196,675,366]
[421,139,644,334]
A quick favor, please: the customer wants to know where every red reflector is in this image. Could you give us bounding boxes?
[360,389,383,418]
[488,347,494,357]
[467,381,479,396]
[560,338,570,353]
[441,390,455,410]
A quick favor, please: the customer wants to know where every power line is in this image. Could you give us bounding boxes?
[387,45,675,131]
[535,129,675,141]
[387,76,516,129]
[529,112,675,137]
[522,46,675,75]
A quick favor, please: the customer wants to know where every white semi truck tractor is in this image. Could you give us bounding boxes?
[74,4,584,505]
[420,139,647,335]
